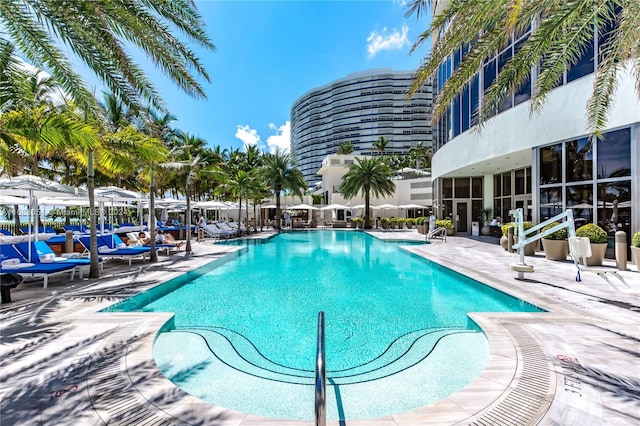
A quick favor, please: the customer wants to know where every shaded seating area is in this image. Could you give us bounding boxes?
[78,236,148,266]
[0,244,76,288]
[14,241,103,278]
[201,223,234,240]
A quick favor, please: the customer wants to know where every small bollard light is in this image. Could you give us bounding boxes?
[615,231,627,271]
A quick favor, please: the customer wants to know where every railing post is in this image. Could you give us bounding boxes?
[315,311,326,426]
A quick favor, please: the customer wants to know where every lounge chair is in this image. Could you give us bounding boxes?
[78,236,148,266]
[568,237,626,285]
[201,223,234,240]
[15,241,103,279]
[0,244,75,288]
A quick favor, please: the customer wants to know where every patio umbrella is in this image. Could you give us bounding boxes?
[289,203,319,210]
[0,175,83,260]
[96,186,147,241]
[320,203,350,210]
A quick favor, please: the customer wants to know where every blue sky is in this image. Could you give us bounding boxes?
[85,1,432,153]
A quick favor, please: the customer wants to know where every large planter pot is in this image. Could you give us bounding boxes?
[417,224,426,234]
[583,242,607,266]
[480,225,490,236]
[541,239,569,261]
[631,246,640,269]
[500,235,509,250]
[515,237,537,256]
[446,228,455,236]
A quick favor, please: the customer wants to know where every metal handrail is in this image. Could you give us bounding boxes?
[315,311,326,426]
[426,226,447,242]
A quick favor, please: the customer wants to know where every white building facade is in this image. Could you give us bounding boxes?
[430,1,639,254]
[290,69,433,185]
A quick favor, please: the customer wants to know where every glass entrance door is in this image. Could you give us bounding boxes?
[456,202,469,233]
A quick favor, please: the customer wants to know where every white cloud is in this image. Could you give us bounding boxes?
[266,121,290,154]
[366,24,409,57]
[235,125,262,149]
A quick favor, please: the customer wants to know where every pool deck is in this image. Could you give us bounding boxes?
[1,229,638,425]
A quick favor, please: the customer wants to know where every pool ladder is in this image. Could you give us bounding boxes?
[315,311,326,426]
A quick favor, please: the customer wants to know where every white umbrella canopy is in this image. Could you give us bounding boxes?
[320,203,351,210]
[373,203,398,209]
[261,204,277,209]
[351,204,366,210]
[193,200,231,209]
[0,174,85,197]
[289,203,319,210]
[95,185,146,201]
[398,203,427,209]
[0,195,30,205]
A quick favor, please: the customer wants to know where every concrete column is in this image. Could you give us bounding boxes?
[64,230,74,253]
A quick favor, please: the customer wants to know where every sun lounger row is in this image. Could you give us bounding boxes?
[1,243,77,288]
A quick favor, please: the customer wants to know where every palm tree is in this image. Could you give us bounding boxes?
[337,141,355,155]
[372,136,390,156]
[261,150,306,231]
[405,0,640,135]
[340,157,395,229]
[0,0,215,114]
[162,133,211,253]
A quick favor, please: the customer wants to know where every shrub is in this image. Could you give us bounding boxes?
[631,231,640,248]
[415,216,427,225]
[436,219,454,229]
[501,221,534,237]
[575,223,608,244]
[541,222,568,240]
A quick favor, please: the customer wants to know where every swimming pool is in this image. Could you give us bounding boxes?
[106,231,542,420]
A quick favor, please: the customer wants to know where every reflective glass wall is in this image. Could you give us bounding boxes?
[537,127,634,255]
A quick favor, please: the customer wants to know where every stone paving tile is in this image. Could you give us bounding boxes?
[1,229,639,425]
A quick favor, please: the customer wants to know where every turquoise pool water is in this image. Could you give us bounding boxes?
[106,231,542,420]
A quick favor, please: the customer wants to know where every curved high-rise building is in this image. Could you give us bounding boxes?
[290,69,433,184]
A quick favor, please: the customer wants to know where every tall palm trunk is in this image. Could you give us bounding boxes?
[275,185,282,231]
[185,190,192,253]
[364,190,371,229]
[88,151,100,278]
[237,195,242,237]
[13,204,21,235]
[149,168,158,262]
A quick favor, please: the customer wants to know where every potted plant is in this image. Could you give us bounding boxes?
[541,221,569,261]
[405,218,415,229]
[479,208,493,236]
[379,217,390,229]
[436,219,455,236]
[416,217,427,234]
[352,217,363,229]
[500,222,536,254]
[575,223,608,266]
[630,231,640,269]
[500,223,513,250]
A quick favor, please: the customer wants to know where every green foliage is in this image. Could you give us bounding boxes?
[415,216,427,225]
[631,231,640,248]
[541,222,568,240]
[576,223,608,244]
[311,194,323,204]
[436,219,454,229]
[479,207,493,224]
[502,221,534,237]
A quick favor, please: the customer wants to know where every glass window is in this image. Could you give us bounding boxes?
[472,178,483,198]
[502,172,511,196]
[462,85,470,132]
[470,75,480,126]
[442,178,453,198]
[566,137,593,182]
[597,180,631,237]
[453,94,461,136]
[498,48,513,112]
[455,178,470,198]
[540,143,562,184]
[539,187,563,221]
[567,184,593,226]
[597,128,631,178]
[443,200,453,218]
[513,39,532,105]
[526,167,532,193]
[515,169,526,195]
[567,36,595,82]
[483,58,496,92]
[472,200,483,223]
[494,174,502,197]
